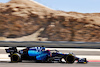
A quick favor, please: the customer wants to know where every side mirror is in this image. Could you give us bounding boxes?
[55,50,59,52]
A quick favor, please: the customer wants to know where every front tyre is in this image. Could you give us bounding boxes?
[11,53,22,63]
[64,54,75,63]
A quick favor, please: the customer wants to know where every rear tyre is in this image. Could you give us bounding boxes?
[11,53,22,63]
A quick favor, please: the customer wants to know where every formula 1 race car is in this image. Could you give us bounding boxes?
[5,47,88,63]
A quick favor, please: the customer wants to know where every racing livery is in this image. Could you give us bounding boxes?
[5,47,88,63]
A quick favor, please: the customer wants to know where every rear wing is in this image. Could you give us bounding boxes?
[5,47,17,54]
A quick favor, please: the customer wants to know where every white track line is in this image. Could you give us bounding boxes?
[0,59,10,61]
[0,47,100,51]
[76,55,100,60]
[0,54,9,59]
[46,48,100,52]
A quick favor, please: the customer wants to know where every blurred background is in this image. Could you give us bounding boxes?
[0,0,100,42]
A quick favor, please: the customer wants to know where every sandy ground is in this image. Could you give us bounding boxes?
[0,28,48,41]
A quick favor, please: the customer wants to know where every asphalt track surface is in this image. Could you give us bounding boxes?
[0,47,100,67]
[0,62,100,67]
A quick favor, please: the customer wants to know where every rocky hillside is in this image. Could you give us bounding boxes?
[0,0,100,42]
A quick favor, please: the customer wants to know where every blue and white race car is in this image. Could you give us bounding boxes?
[5,47,88,63]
